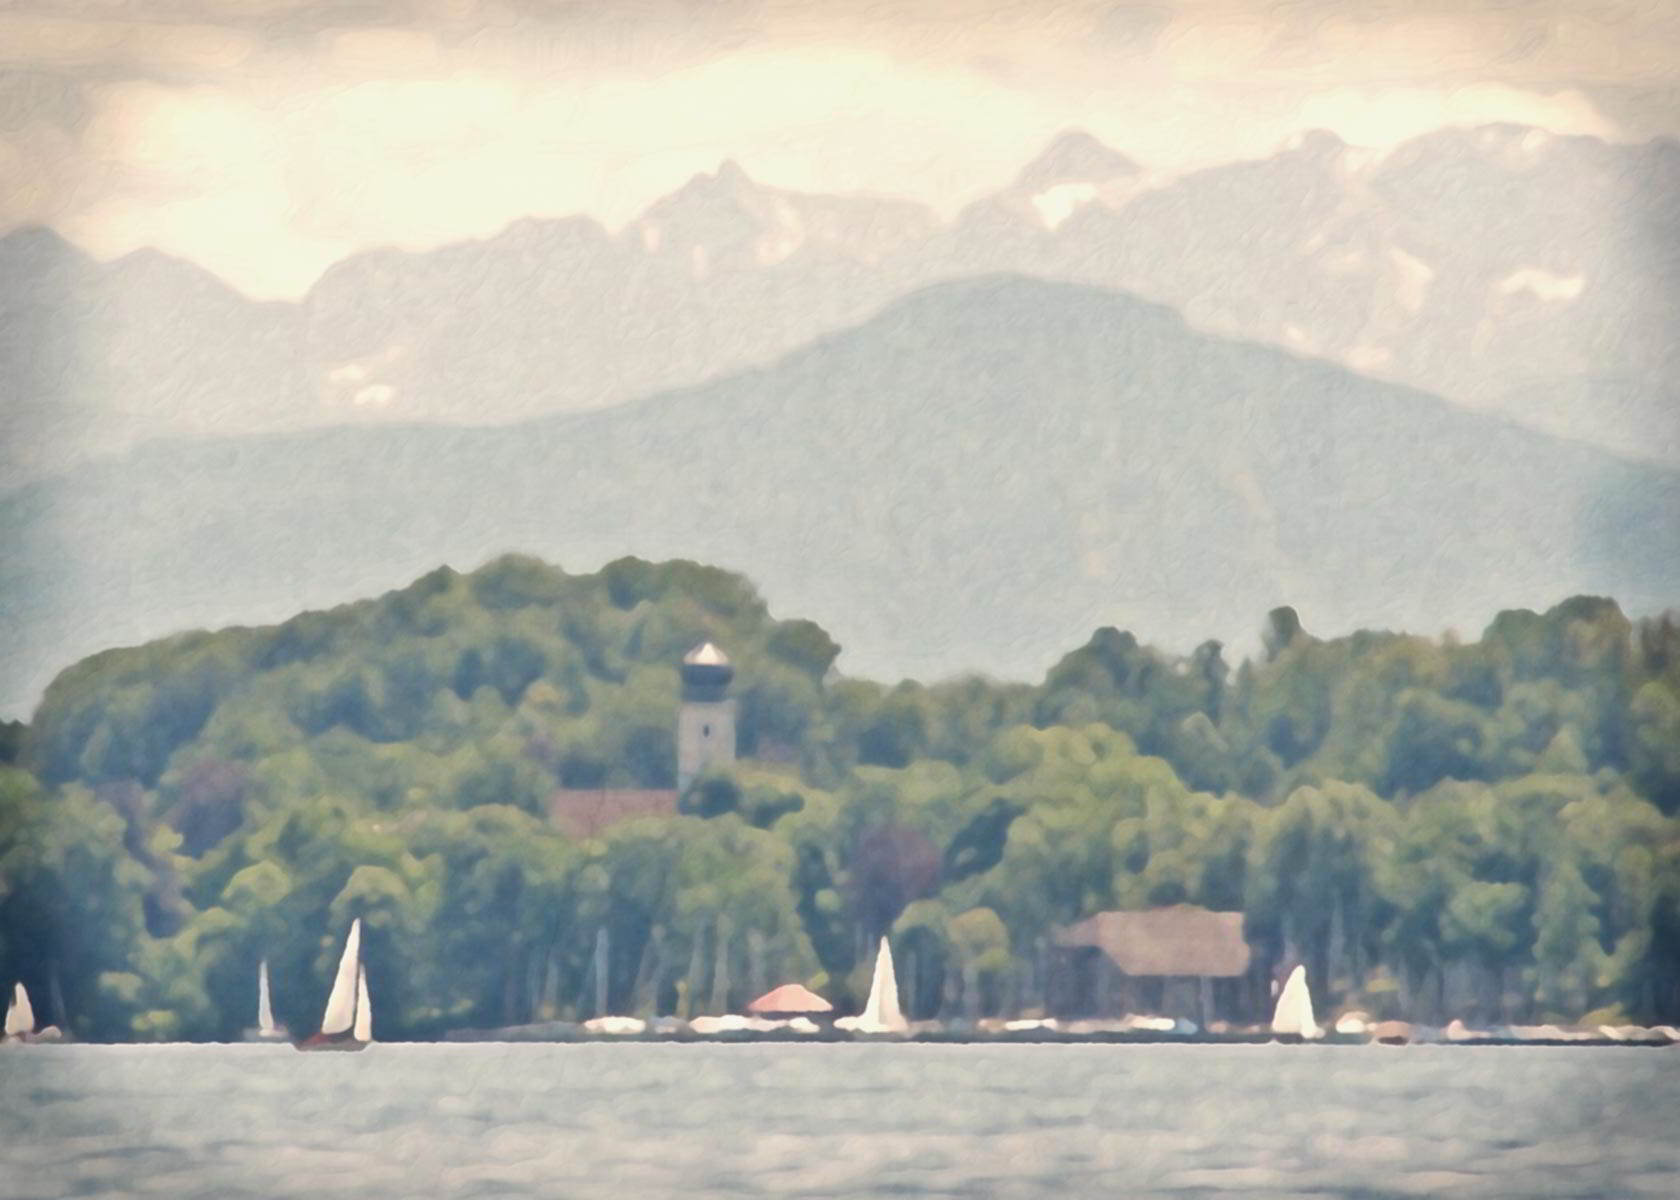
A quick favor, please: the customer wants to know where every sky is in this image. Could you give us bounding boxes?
[1,0,1675,298]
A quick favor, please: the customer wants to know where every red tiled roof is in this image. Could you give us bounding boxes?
[747,983,833,1015]
[548,789,680,838]
[1054,905,1251,977]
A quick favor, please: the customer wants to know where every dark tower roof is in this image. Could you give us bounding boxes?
[680,641,734,700]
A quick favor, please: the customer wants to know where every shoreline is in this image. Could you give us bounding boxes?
[21,1032,1673,1049]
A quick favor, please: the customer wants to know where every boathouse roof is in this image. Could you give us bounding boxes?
[1054,905,1251,977]
[548,789,680,839]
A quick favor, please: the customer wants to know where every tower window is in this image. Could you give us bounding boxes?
[703,724,711,737]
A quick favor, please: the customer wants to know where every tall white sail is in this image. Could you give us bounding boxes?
[353,965,373,1043]
[320,919,362,1037]
[858,938,908,1034]
[4,983,34,1036]
[257,960,276,1036]
[1271,965,1322,1039]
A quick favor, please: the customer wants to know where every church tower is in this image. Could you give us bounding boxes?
[678,642,736,792]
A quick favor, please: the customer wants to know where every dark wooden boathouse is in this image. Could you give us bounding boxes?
[1051,905,1253,1025]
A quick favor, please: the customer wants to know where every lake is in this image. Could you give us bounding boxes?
[1,1044,1675,1198]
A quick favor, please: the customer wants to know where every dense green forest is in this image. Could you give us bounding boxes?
[2,555,1678,1040]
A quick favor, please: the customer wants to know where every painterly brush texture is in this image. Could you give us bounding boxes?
[3,2,1679,1197]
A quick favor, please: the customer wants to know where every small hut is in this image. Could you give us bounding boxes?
[1052,905,1252,1024]
[747,983,833,1021]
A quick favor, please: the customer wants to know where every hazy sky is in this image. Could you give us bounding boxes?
[2,0,1675,297]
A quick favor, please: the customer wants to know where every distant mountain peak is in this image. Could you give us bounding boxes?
[103,246,250,302]
[1015,130,1139,189]
[714,158,751,187]
[1278,128,1347,158]
[668,158,758,200]
[109,245,207,275]
[0,224,93,275]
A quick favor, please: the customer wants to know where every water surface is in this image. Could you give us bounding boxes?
[2,1044,1675,1198]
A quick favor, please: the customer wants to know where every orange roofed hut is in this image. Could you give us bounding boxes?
[746,983,834,1020]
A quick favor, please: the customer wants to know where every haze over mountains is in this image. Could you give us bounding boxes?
[3,123,1677,493]
[4,274,1676,716]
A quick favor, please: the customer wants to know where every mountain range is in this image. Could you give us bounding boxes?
[4,274,1675,716]
[2,123,1676,493]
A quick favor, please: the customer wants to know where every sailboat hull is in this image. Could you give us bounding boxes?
[1,1030,65,1046]
[293,1032,368,1052]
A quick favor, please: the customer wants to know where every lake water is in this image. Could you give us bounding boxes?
[2,1044,1675,1198]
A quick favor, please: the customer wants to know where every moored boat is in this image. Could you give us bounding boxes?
[1371,1020,1414,1045]
[2,982,63,1045]
[295,919,371,1052]
[835,937,909,1035]
[1270,965,1323,1041]
[243,959,291,1042]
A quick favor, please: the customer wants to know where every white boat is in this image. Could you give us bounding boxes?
[836,937,909,1035]
[244,959,290,1042]
[1270,965,1322,1040]
[0,982,61,1044]
[583,1015,648,1036]
[3,982,35,1044]
[296,919,370,1051]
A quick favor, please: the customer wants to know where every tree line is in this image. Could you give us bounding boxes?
[1,555,1677,1040]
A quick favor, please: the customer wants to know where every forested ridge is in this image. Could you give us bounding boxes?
[2,554,1677,1040]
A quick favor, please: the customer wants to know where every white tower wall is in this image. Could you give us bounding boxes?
[678,698,736,792]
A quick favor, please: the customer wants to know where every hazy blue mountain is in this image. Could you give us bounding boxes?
[4,124,1674,473]
[0,228,309,486]
[4,275,1675,716]
[296,164,940,425]
[1035,127,1679,459]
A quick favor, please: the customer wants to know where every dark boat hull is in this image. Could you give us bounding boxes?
[294,1032,368,1052]
[2,1028,66,1045]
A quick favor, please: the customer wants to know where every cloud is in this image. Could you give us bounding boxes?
[1,0,1672,295]
[1296,83,1619,149]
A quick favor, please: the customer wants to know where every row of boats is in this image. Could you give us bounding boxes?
[453,946,1332,1043]
[12,927,1668,1047]
[2,918,375,1050]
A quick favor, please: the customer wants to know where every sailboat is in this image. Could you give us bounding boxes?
[243,959,290,1042]
[295,919,371,1052]
[1270,964,1323,1041]
[2,982,60,1045]
[1,974,63,1042]
[3,982,35,1045]
[836,937,909,1035]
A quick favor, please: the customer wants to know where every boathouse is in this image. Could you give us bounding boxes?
[1051,905,1252,1024]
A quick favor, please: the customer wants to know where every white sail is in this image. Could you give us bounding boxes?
[320,919,362,1037]
[353,965,372,1043]
[257,960,276,1036]
[857,938,908,1034]
[4,983,34,1036]
[1271,965,1322,1039]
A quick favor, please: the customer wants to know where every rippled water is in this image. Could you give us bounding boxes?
[2,1044,1676,1198]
